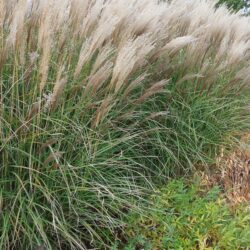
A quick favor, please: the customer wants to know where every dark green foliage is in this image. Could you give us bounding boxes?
[216,0,247,12]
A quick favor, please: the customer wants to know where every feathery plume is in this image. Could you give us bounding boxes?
[92,96,114,128]
[110,34,155,93]
[84,61,113,96]
[137,80,169,104]
[48,66,67,110]
[74,15,119,78]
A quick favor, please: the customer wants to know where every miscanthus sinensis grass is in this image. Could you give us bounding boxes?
[0,0,249,249]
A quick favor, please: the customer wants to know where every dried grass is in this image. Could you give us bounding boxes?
[219,135,250,205]
[198,133,250,206]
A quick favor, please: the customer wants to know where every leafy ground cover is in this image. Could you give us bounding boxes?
[113,179,250,250]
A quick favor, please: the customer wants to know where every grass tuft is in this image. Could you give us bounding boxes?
[0,0,249,248]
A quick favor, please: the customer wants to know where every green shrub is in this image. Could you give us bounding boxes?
[216,0,246,12]
[118,179,250,249]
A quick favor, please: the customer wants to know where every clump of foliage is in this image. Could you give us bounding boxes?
[116,179,250,250]
[216,0,249,12]
[0,0,249,249]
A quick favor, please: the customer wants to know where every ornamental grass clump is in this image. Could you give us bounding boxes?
[0,0,249,249]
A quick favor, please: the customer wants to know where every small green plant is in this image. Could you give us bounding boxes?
[117,179,250,249]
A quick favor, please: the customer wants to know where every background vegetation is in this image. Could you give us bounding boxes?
[216,0,249,12]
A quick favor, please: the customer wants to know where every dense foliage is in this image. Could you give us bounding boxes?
[0,0,249,249]
[216,0,249,12]
[115,179,250,249]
